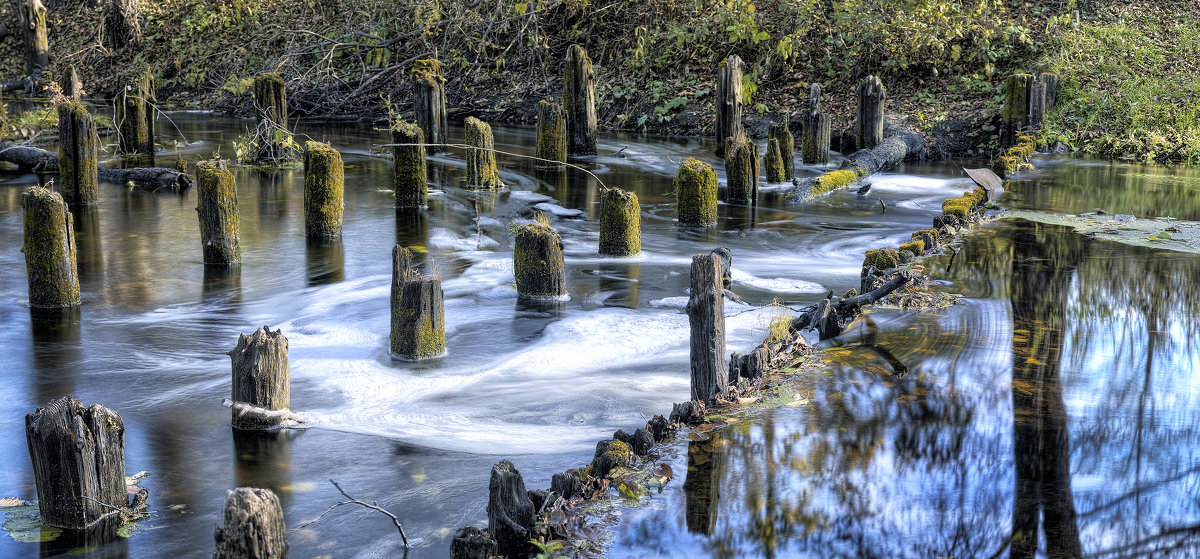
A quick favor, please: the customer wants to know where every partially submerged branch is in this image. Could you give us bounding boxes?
[0,141,192,191]
[301,480,410,548]
[790,271,917,340]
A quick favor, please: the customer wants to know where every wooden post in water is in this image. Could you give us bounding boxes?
[19,0,48,76]
[25,396,126,530]
[767,114,794,180]
[724,133,759,204]
[228,326,290,430]
[303,141,344,238]
[764,138,785,183]
[563,45,597,156]
[802,83,831,164]
[599,188,640,256]
[213,488,288,559]
[675,157,718,227]
[1000,73,1032,148]
[686,252,726,402]
[392,121,427,210]
[464,116,501,189]
[118,65,156,158]
[513,217,566,299]
[253,73,287,131]
[487,460,536,559]
[22,187,80,308]
[64,66,83,100]
[391,245,445,360]
[535,100,567,167]
[856,75,885,150]
[58,101,99,208]
[1028,79,1047,132]
[411,59,448,148]
[715,55,745,157]
[196,162,241,265]
[1038,72,1059,111]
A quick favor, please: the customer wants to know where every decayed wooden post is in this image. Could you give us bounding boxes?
[487,460,536,558]
[22,187,80,308]
[802,83,831,164]
[1000,73,1032,148]
[767,114,794,180]
[25,396,126,529]
[392,121,427,210]
[118,65,155,158]
[563,45,597,156]
[715,55,745,157]
[535,100,567,167]
[391,245,445,360]
[228,326,290,429]
[105,0,142,49]
[58,101,99,208]
[598,188,640,256]
[1028,79,1048,131]
[686,252,726,402]
[20,0,48,76]
[1038,72,1059,111]
[764,138,785,183]
[252,73,287,131]
[213,488,288,559]
[64,66,83,100]
[856,75,885,150]
[724,133,758,204]
[196,162,241,265]
[464,116,501,189]
[675,157,718,227]
[514,217,566,299]
[411,59,448,148]
[303,141,344,238]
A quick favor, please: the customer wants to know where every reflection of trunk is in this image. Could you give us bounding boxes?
[232,429,296,510]
[1009,223,1083,559]
[683,440,723,536]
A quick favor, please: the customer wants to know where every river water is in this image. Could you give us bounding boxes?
[0,114,1196,558]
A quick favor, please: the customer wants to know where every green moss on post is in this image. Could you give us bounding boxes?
[21,187,80,308]
[118,65,156,158]
[768,115,794,180]
[464,116,501,189]
[1000,73,1032,148]
[392,121,427,210]
[942,198,971,221]
[303,141,344,238]
[535,100,567,167]
[411,59,448,147]
[912,229,938,250]
[675,157,718,226]
[514,219,566,299]
[196,162,241,264]
[391,245,445,360]
[599,188,641,256]
[802,84,831,164]
[590,439,632,478]
[764,137,786,183]
[724,133,759,204]
[899,240,924,257]
[58,101,99,208]
[862,248,899,273]
[253,73,287,130]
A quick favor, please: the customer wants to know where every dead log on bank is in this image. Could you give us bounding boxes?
[792,129,925,199]
[0,141,192,191]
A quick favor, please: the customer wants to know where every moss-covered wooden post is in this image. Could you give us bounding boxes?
[675,157,718,227]
[599,188,640,256]
[118,65,156,158]
[767,114,794,180]
[22,187,80,309]
[19,0,48,76]
[536,100,567,167]
[228,326,290,430]
[213,488,288,559]
[802,83,831,164]
[392,121,427,210]
[1001,73,1032,148]
[303,141,344,238]
[253,73,287,131]
[25,396,127,530]
[196,162,241,264]
[1028,79,1047,131]
[465,116,501,189]
[724,133,758,205]
[715,55,745,157]
[764,138,785,183]
[856,75,885,150]
[514,218,566,299]
[58,101,99,208]
[563,45,597,156]
[391,245,445,360]
[687,252,726,402]
[411,59,448,148]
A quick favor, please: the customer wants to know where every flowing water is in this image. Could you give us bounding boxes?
[0,114,1196,558]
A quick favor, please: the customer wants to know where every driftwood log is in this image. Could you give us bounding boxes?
[486,460,535,559]
[213,487,288,559]
[686,252,726,402]
[790,271,915,340]
[0,141,192,191]
[794,129,925,198]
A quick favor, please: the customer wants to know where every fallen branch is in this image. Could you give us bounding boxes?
[299,480,410,548]
[0,141,192,192]
[790,271,916,340]
[221,399,307,429]
[792,129,925,199]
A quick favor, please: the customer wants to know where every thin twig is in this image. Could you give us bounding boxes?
[314,479,410,548]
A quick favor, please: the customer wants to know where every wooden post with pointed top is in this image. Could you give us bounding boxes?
[856,75,885,151]
[229,326,290,430]
[563,45,597,156]
[687,252,726,402]
[58,101,99,208]
[391,245,445,360]
[715,55,745,157]
[196,161,241,264]
[64,66,83,100]
[392,121,427,210]
[22,186,80,308]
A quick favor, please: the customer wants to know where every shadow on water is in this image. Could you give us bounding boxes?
[39,516,126,559]
[305,237,345,287]
[231,429,297,510]
[29,307,80,405]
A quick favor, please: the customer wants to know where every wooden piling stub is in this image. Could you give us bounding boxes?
[392,121,428,210]
[514,219,566,299]
[563,45,597,156]
[856,75,886,150]
[391,245,445,360]
[25,396,126,530]
[686,252,726,402]
[767,115,794,180]
[21,186,80,308]
[65,66,83,100]
[802,112,832,164]
[675,157,718,226]
[487,460,536,559]
[1038,72,1059,110]
[213,487,288,559]
[196,162,241,264]
[1001,73,1033,148]
[20,0,48,75]
[411,59,448,147]
[599,187,641,257]
[464,116,501,189]
[59,101,99,208]
[252,73,287,131]
[118,65,156,158]
[715,55,745,157]
[535,100,567,166]
[724,133,759,204]
[1028,79,1048,131]
[303,141,344,238]
[764,137,786,183]
[228,326,290,430]
[104,0,142,50]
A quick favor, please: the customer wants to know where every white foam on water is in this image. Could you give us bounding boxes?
[428,227,500,251]
[731,268,825,293]
[532,202,586,218]
[868,174,959,192]
[509,190,554,203]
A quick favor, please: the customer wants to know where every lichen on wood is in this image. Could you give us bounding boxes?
[228,326,290,430]
[764,137,786,183]
[513,217,566,299]
[862,248,900,272]
[411,59,448,147]
[21,186,79,308]
[724,132,759,204]
[57,101,98,208]
[464,116,501,189]
[599,187,641,256]
[767,115,794,180]
[535,100,567,167]
[213,488,287,559]
[392,120,427,209]
[675,157,718,226]
[303,141,344,238]
[196,161,241,264]
[1000,73,1032,148]
[253,73,287,130]
[391,245,445,360]
[117,65,155,158]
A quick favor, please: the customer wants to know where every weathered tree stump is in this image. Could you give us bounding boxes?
[392,120,427,210]
[675,157,718,227]
[252,73,287,131]
[390,245,445,360]
[535,99,567,167]
[1028,79,1048,131]
[802,83,831,164]
[450,526,497,559]
[1038,72,1059,111]
[64,66,83,100]
[411,59,448,148]
[22,187,80,309]
[213,487,288,559]
[196,162,241,264]
[25,396,126,529]
[856,75,886,150]
[768,114,794,180]
[303,141,344,238]
[117,65,155,158]
[563,45,597,156]
[19,0,48,76]
[599,188,641,257]
[513,219,566,299]
[228,326,290,430]
[724,132,759,204]
[487,460,535,559]
[686,252,726,402]
[105,0,141,49]
[764,138,785,183]
[464,116,501,189]
[58,101,99,208]
[715,55,745,157]
[1000,73,1033,148]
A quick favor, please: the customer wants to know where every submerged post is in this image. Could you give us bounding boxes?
[598,187,640,257]
[411,59,448,148]
[535,100,567,167]
[767,114,794,180]
[686,252,726,402]
[392,121,428,210]
[1000,73,1032,148]
[856,75,885,150]
[563,45,597,156]
[464,116,501,189]
[213,488,288,559]
[724,133,759,204]
[196,161,241,265]
[391,245,445,360]
[118,65,156,158]
[715,55,745,157]
[802,83,831,164]
[303,141,344,238]
[253,72,287,131]
[675,157,718,227]
[22,187,80,308]
[228,326,290,430]
[25,396,126,530]
[58,101,99,208]
[20,0,48,76]
[513,217,566,299]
